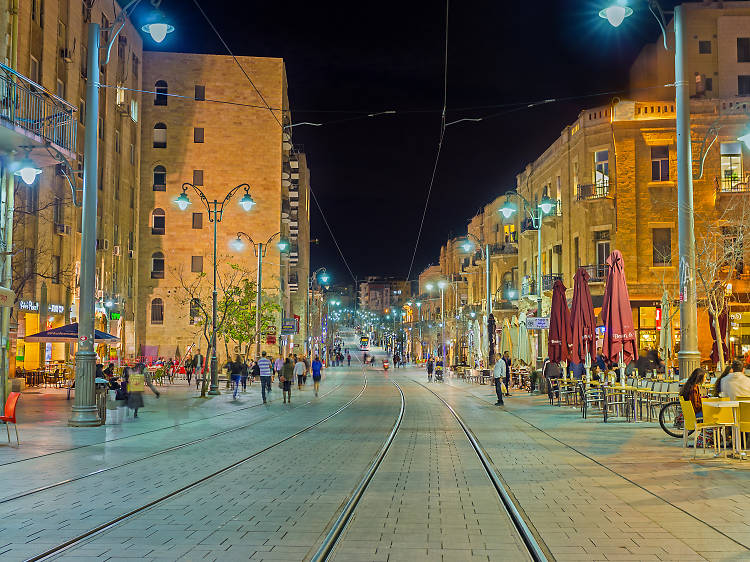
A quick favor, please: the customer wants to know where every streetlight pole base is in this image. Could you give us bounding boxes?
[68,349,101,426]
[208,356,220,395]
[677,349,701,379]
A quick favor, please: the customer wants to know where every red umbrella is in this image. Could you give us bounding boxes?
[570,267,596,365]
[548,279,572,362]
[601,250,638,364]
[709,308,728,364]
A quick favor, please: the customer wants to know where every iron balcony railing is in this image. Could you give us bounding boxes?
[520,217,537,233]
[576,180,610,201]
[580,264,608,282]
[542,274,562,291]
[0,63,77,153]
[717,174,750,194]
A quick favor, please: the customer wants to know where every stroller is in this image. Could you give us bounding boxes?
[434,367,444,382]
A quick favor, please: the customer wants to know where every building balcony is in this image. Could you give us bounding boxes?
[576,181,610,201]
[0,63,77,160]
[489,242,518,255]
[520,217,537,234]
[542,274,562,291]
[580,264,607,282]
[715,174,750,195]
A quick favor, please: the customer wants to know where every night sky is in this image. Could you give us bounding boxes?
[136,0,675,286]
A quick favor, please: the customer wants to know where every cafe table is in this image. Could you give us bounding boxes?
[704,399,743,458]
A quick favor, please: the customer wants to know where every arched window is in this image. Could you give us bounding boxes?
[154,80,168,106]
[153,165,166,191]
[151,298,164,324]
[153,122,167,148]
[151,252,165,279]
[151,208,165,235]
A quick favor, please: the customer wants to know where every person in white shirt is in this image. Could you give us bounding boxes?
[719,360,750,400]
[493,359,506,406]
[294,357,306,390]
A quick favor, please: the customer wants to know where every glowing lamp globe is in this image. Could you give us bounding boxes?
[231,237,245,252]
[598,3,633,27]
[461,241,473,252]
[437,280,448,290]
[538,196,556,215]
[277,239,290,252]
[239,193,256,211]
[498,197,518,219]
[174,192,191,210]
[141,12,174,43]
[15,158,42,185]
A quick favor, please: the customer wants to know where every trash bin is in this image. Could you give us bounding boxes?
[95,377,109,425]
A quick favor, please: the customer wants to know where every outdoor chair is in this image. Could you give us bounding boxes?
[1,391,20,446]
[603,385,634,422]
[579,382,604,419]
[700,402,735,458]
[738,400,750,450]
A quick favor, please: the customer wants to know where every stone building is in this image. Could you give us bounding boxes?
[137,52,307,362]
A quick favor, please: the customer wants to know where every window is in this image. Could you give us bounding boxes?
[115,84,125,105]
[151,298,164,323]
[53,196,63,224]
[30,56,39,83]
[153,123,167,148]
[739,75,750,97]
[595,230,610,277]
[706,77,713,92]
[574,237,580,269]
[114,177,120,200]
[738,38,750,63]
[191,256,203,273]
[194,127,204,143]
[192,212,203,229]
[154,80,168,105]
[56,79,65,100]
[699,40,712,54]
[195,85,205,101]
[503,223,516,243]
[113,224,120,245]
[152,208,165,235]
[651,146,669,181]
[130,99,139,122]
[189,298,201,324]
[594,150,609,187]
[52,255,61,284]
[722,226,744,271]
[79,99,85,122]
[153,165,166,191]
[132,54,139,77]
[652,228,672,266]
[151,253,165,279]
[193,169,204,186]
[114,130,120,153]
[720,142,743,191]
[128,231,134,251]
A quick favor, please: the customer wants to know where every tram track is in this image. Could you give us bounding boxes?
[1,382,345,505]
[23,372,369,562]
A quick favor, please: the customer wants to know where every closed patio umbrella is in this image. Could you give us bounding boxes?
[709,307,728,368]
[510,316,520,361]
[517,311,532,365]
[570,267,596,367]
[601,250,638,368]
[659,290,673,365]
[500,318,512,358]
[548,279,572,363]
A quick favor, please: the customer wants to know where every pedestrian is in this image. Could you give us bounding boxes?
[136,362,161,399]
[103,362,115,377]
[295,356,306,390]
[185,353,194,385]
[493,358,506,406]
[257,351,273,403]
[274,355,283,380]
[251,359,260,384]
[502,350,512,396]
[281,357,294,403]
[311,355,323,397]
[427,358,434,382]
[227,354,243,399]
[240,357,250,392]
[347,353,351,367]
[302,355,310,385]
[124,366,145,418]
[193,349,205,390]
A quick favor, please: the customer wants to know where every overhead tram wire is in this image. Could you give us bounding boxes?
[190,0,359,285]
[405,0,449,282]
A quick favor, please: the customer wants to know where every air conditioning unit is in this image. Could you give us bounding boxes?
[60,47,73,62]
[96,238,109,251]
[54,224,71,235]
[113,245,121,256]
[128,249,134,259]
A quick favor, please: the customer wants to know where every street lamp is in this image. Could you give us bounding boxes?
[459,233,493,365]
[69,0,174,426]
[499,191,557,368]
[232,231,289,360]
[174,182,254,396]
[597,0,701,379]
[13,156,42,185]
[308,268,330,356]
[437,279,448,363]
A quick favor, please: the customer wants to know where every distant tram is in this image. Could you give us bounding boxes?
[359,336,369,351]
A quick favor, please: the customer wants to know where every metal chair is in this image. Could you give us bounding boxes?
[1,391,20,446]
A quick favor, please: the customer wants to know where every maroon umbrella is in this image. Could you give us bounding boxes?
[709,308,728,364]
[548,279,572,363]
[570,267,596,365]
[601,250,638,364]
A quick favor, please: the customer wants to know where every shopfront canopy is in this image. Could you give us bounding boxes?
[24,322,120,343]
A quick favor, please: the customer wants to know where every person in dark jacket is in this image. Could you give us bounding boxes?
[226,355,244,399]
[502,351,512,396]
[281,357,294,403]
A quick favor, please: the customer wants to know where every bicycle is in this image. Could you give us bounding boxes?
[659,400,693,438]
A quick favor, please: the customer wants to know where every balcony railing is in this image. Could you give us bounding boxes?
[520,217,537,234]
[580,264,608,282]
[490,242,518,255]
[542,274,562,291]
[716,174,750,194]
[0,63,77,153]
[576,181,610,201]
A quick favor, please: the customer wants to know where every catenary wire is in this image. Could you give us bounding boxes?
[405,0,449,282]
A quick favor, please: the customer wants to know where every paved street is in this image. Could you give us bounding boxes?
[2,347,750,561]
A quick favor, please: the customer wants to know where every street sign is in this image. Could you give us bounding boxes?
[264,325,277,336]
[281,318,296,335]
[526,316,550,330]
[266,335,277,345]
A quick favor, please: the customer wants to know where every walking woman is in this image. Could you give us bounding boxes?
[311,356,323,397]
[282,357,294,403]
[123,366,145,418]
[228,355,243,399]
[240,357,250,392]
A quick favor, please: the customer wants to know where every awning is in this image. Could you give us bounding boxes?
[24,322,120,343]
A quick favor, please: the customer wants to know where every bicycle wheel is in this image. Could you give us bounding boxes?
[659,400,692,438]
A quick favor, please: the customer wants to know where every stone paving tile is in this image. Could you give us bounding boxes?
[332,380,532,561]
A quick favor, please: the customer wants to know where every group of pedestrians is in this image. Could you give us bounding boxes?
[493,350,513,406]
[226,351,324,403]
[103,362,160,420]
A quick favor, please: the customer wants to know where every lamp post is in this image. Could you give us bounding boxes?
[174,182,255,396]
[232,232,289,360]
[69,0,174,426]
[460,234,492,365]
[598,0,700,380]
[308,268,330,356]
[436,280,448,362]
[499,192,557,368]
[326,298,340,363]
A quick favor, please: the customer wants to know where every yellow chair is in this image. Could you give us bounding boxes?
[678,397,697,450]
[679,398,734,456]
[738,401,750,450]
[701,403,735,457]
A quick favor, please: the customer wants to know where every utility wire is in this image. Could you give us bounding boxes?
[406,0,449,282]
[190,0,358,285]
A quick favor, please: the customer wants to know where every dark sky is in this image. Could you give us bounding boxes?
[136,0,674,286]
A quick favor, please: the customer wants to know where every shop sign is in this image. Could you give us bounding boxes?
[281,318,296,335]
[264,325,277,336]
[526,316,550,330]
[266,335,277,345]
[110,312,121,320]
[18,300,65,313]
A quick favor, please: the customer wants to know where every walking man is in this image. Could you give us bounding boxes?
[347,353,351,367]
[426,358,434,383]
[274,355,283,380]
[311,355,323,397]
[193,349,205,390]
[257,351,273,404]
[493,357,506,406]
[294,356,306,390]
[502,350,512,397]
